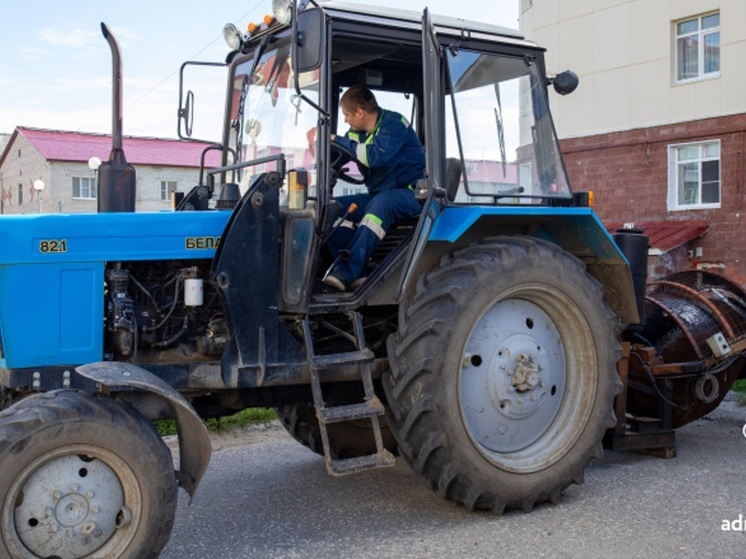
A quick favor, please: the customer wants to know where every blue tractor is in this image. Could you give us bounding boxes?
[3,1,744,557]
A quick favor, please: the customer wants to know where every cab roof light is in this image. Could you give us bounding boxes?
[272,0,293,25]
[223,23,244,51]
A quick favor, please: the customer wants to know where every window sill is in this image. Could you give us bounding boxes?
[669,204,720,212]
[673,73,721,86]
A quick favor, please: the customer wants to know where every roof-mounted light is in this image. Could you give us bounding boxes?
[272,0,293,25]
[223,23,243,51]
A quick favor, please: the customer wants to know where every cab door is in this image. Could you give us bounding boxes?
[396,8,446,299]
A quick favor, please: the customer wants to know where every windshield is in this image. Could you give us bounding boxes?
[446,49,571,202]
[227,40,320,193]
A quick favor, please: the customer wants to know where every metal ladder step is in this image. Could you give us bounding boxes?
[328,450,396,476]
[302,314,395,477]
[312,349,374,369]
[318,398,385,424]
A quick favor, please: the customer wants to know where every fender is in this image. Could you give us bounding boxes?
[75,362,211,500]
[423,205,640,325]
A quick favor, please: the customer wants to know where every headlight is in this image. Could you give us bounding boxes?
[272,0,293,25]
[223,23,243,50]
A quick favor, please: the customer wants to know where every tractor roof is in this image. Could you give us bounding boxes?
[316,0,539,49]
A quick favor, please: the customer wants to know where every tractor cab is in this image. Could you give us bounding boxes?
[178,0,581,311]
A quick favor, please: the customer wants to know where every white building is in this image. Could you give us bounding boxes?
[521,0,746,280]
[0,127,220,214]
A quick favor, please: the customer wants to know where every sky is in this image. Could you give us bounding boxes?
[0,0,519,140]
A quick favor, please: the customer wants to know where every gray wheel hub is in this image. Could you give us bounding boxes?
[460,298,566,455]
[13,452,129,557]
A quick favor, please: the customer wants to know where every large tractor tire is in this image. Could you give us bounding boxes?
[0,389,177,559]
[276,400,397,459]
[384,237,620,513]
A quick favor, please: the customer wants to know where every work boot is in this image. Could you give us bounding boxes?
[324,273,348,292]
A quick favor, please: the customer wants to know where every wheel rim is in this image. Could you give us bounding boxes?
[4,445,142,559]
[459,285,598,473]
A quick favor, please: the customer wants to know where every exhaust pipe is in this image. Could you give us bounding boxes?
[98,22,136,212]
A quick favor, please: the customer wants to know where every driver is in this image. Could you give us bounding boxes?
[325,85,426,292]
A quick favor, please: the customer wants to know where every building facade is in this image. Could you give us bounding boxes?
[0,127,221,214]
[521,0,746,281]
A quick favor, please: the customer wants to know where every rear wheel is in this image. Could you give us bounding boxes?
[384,237,620,512]
[0,390,177,558]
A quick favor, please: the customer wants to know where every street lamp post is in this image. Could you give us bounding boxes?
[32,179,44,213]
[88,157,102,200]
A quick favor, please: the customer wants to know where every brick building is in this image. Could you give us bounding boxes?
[521,0,746,281]
[0,127,221,214]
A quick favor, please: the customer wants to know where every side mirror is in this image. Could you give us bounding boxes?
[550,70,579,96]
[295,7,324,72]
[178,90,194,137]
[177,60,227,142]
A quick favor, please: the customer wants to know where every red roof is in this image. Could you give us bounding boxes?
[12,127,222,168]
[607,220,709,252]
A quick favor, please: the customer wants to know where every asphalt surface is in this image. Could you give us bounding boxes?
[160,397,746,559]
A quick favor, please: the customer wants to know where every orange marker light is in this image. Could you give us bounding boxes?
[263,14,276,26]
[247,21,259,34]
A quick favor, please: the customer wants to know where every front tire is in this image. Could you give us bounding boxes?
[384,237,620,512]
[0,390,177,559]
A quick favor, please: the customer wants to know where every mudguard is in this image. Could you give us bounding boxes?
[75,362,211,500]
[426,205,640,325]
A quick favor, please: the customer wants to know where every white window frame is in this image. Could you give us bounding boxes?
[160,180,177,201]
[674,12,720,84]
[667,140,721,211]
[72,177,97,200]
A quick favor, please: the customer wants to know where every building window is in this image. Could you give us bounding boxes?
[675,13,720,82]
[160,180,177,201]
[72,177,97,200]
[18,184,22,205]
[668,140,720,210]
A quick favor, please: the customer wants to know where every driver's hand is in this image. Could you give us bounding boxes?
[306,127,317,157]
[331,134,336,141]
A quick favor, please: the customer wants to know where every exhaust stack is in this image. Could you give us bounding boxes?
[98,22,136,212]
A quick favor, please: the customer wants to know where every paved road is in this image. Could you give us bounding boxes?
[160,398,746,559]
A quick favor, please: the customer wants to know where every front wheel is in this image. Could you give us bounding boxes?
[0,390,177,559]
[384,237,621,512]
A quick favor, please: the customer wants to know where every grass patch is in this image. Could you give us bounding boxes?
[732,379,746,393]
[154,407,277,437]
[731,379,746,406]
[204,407,277,433]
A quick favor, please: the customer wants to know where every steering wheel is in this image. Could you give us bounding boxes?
[330,140,370,186]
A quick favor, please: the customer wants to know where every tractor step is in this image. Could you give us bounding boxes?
[302,314,395,476]
[328,450,396,476]
[313,349,374,368]
[319,398,385,424]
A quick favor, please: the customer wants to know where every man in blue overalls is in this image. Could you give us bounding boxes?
[325,85,426,291]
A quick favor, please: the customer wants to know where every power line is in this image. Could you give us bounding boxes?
[124,1,265,117]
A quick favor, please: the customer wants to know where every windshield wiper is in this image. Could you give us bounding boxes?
[250,35,270,78]
[493,83,507,178]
